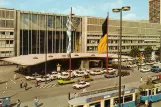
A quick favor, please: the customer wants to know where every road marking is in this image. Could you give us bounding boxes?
[46,84,52,88]
[10,79,16,84]
[52,83,57,87]
[39,85,44,88]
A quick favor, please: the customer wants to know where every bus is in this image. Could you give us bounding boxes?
[68,85,139,107]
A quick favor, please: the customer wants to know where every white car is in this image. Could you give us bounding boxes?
[140,68,151,73]
[25,74,41,80]
[90,70,104,75]
[36,76,53,82]
[127,64,137,68]
[57,72,74,79]
[50,71,60,79]
[103,68,116,73]
[73,71,88,77]
[73,81,90,89]
[138,63,146,66]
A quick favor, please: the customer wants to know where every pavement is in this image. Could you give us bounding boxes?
[1,65,161,107]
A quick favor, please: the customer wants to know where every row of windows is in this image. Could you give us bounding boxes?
[87,25,160,34]
[0,40,14,47]
[20,13,81,31]
[0,20,14,28]
[77,95,133,107]
[86,45,151,52]
[0,10,14,19]
[87,18,161,29]
[0,32,14,35]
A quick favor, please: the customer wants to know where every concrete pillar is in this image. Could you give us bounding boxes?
[80,60,89,69]
[27,66,31,75]
[101,100,104,107]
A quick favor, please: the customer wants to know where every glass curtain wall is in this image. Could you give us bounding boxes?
[20,12,81,55]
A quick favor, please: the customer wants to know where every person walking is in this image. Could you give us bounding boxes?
[140,77,143,83]
[24,82,28,90]
[35,80,38,87]
[34,97,39,107]
[20,80,23,88]
[16,99,21,107]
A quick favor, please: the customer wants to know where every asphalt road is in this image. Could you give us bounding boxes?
[1,65,161,106]
[0,66,160,102]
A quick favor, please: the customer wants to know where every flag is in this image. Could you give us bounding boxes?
[66,16,72,56]
[98,13,109,54]
[97,34,107,54]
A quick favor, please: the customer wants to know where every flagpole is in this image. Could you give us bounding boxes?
[69,7,72,79]
[106,12,109,73]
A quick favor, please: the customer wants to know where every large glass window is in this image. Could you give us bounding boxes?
[156,88,161,94]
[62,16,67,30]
[32,14,37,29]
[140,91,148,96]
[56,16,61,29]
[48,16,52,28]
[114,97,123,105]
[77,105,83,107]
[124,95,133,103]
[89,102,101,107]
[23,14,29,29]
[39,15,45,29]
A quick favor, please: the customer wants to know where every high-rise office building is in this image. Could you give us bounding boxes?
[149,0,161,23]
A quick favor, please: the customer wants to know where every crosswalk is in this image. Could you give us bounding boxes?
[37,83,57,89]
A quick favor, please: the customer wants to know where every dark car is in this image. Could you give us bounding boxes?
[121,71,130,76]
[104,72,118,78]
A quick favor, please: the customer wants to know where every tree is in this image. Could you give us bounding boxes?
[155,47,160,56]
[144,46,153,61]
[130,47,140,58]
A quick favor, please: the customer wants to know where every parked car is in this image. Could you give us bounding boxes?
[104,72,118,78]
[140,68,151,73]
[102,68,116,73]
[36,75,53,82]
[121,71,130,76]
[151,63,161,73]
[77,75,93,82]
[57,72,74,79]
[57,79,75,85]
[73,81,90,89]
[25,74,41,80]
[127,64,137,68]
[90,70,104,75]
[73,71,88,77]
[138,63,146,66]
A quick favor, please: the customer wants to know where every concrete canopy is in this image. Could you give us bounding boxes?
[1,53,131,66]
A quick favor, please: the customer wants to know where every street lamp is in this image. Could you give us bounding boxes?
[112,6,130,107]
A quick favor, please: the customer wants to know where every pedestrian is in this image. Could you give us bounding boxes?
[20,80,23,88]
[34,97,39,107]
[14,72,17,80]
[148,99,152,107]
[140,77,143,83]
[24,82,28,90]
[35,80,38,87]
[16,99,21,107]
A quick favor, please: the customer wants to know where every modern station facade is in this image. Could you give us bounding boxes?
[0,8,161,58]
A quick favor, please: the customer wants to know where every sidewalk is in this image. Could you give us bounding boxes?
[16,95,68,107]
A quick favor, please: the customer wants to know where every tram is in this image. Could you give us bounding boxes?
[68,85,140,107]
[140,75,161,103]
